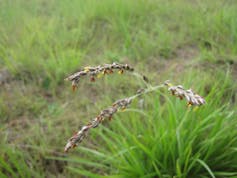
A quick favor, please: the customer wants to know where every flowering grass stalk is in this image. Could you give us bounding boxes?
[65,62,134,91]
[64,63,206,152]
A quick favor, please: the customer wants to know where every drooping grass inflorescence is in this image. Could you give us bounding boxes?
[64,97,132,152]
[64,63,206,152]
[164,80,206,106]
[65,62,134,91]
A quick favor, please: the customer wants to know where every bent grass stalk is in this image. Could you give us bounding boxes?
[64,63,206,152]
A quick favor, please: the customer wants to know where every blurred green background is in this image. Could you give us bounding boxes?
[0,0,237,177]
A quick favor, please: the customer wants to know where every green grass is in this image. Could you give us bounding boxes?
[53,70,237,178]
[1,0,237,82]
[0,0,237,177]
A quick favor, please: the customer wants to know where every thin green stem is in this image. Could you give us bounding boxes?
[129,84,165,101]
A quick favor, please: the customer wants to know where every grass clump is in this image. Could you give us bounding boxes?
[63,63,206,153]
[56,63,236,178]
[61,67,236,177]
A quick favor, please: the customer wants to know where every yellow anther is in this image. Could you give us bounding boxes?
[120,107,126,111]
[118,70,124,74]
[187,103,192,107]
[97,73,103,78]
[167,83,173,87]
[102,69,107,75]
[84,66,91,72]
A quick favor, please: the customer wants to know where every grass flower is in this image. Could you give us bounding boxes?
[164,81,206,106]
[65,62,134,91]
[64,97,132,152]
[64,64,206,152]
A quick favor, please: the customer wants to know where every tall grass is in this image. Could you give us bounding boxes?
[58,71,237,177]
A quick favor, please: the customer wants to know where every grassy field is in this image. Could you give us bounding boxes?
[0,0,237,177]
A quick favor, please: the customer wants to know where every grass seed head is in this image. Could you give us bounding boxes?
[64,97,133,152]
[65,62,134,91]
[167,85,206,106]
[64,65,206,152]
